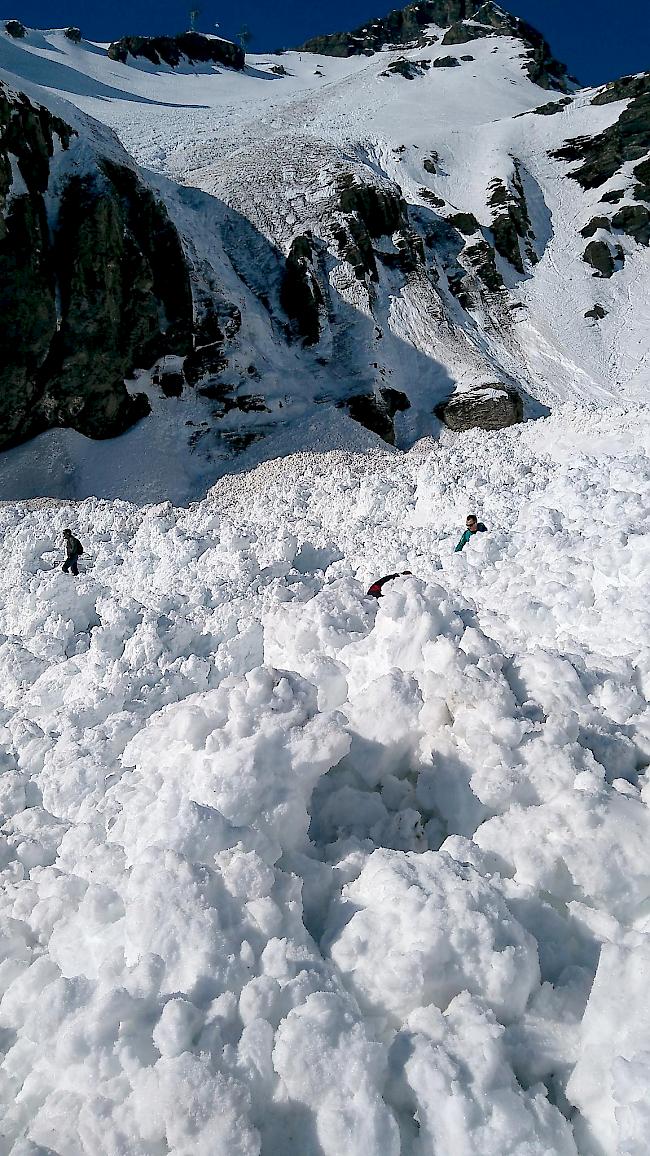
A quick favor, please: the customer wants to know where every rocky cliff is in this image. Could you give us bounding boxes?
[0,84,194,448]
[107,32,245,71]
[299,0,570,90]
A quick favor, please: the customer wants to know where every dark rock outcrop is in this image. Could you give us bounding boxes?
[0,84,194,448]
[551,73,650,189]
[611,204,650,246]
[583,239,615,277]
[581,216,611,238]
[381,58,431,79]
[280,233,324,344]
[464,239,505,292]
[4,19,26,37]
[107,32,244,70]
[585,304,608,320]
[342,388,410,444]
[64,26,82,42]
[448,212,480,234]
[332,173,422,282]
[488,164,537,272]
[299,2,484,58]
[441,3,570,90]
[183,343,229,386]
[434,56,461,68]
[436,384,523,430]
[529,97,572,115]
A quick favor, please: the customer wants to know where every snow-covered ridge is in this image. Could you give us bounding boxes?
[0,16,648,500]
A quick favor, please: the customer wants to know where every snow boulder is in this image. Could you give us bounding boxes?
[273,992,400,1156]
[324,849,539,1027]
[436,384,524,431]
[390,994,578,1155]
[567,940,650,1156]
[474,782,650,922]
[120,666,351,863]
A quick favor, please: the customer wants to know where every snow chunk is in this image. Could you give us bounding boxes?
[325,848,540,1027]
[568,940,650,1156]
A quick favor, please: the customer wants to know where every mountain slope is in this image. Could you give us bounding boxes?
[0,10,648,501]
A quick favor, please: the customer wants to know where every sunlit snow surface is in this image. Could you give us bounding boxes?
[1,22,650,1156]
[1,407,649,1155]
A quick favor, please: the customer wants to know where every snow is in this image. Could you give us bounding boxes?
[0,24,649,504]
[0,403,649,1154]
[1,19,650,1156]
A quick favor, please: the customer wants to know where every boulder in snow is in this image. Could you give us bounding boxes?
[436,384,523,431]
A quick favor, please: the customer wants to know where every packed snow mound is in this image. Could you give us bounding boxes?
[0,408,649,1154]
[325,848,540,1025]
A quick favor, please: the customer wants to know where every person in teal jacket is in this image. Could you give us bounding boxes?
[455,514,487,551]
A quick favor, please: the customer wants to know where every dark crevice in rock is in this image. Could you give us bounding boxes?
[341,388,410,445]
[280,233,325,345]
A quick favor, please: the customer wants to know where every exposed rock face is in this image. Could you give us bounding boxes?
[550,73,650,267]
[4,19,25,37]
[332,173,422,282]
[464,239,505,292]
[343,388,411,444]
[0,84,193,448]
[488,164,537,273]
[442,3,570,90]
[583,240,615,278]
[447,212,480,234]
[585,304,608,320]
[551,73,650,189]
[280,233,324,345]
[299,1,568,91]
[611,204,650,246]
[108,33,244,70]
[381,58,431,79]
[299,2,484,57]
[436,384,523,430]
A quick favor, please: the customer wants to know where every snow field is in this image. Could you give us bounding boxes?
[0,408,649,1154]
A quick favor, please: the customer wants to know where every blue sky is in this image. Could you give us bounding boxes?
[6,0,647,85]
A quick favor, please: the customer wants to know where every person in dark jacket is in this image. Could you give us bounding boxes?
[62,528,83,575]
[454,514,487,552]
[367,571,412,598]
